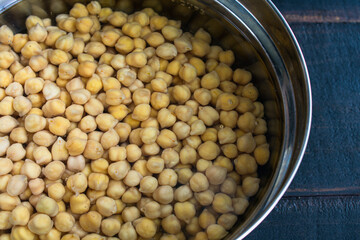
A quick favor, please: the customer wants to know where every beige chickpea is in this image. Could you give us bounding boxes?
[198,106,219,126]
[123,170,142,187]
[0,137,10,157]
[43,161,65,180]
[108,160,130,181]
[121,206,140,223]
[28,55,48,72]
[232,198,249,215]
[125,144,142,162]
[153,185,174,204]
[14,66,36,85]
[216,93,239,111]
[198,141,220,161]
[0,192,20,211]
[0,116,18,134]
[115,36,134,55]
[122,187,141,203]
[157,129,178,149]
[150,92,170,110]
[6,175,27,196]
[157,108,176,128]
[96,196,117,217]
[27,213,53,235]
[133,217,157,238]
[234,154,257,175]
[5,82,23,98]
[237,133,256,153]
[212,193,234,214]
[139,176,157,194]
[174,201,196,224]
[101,218,121,237]
[190,120,206,136]
[206,224,228,240]
[6,143,26,161]
[172,121,190,140]
[189,173,209,192]
[179,145,197,164]
[254,143,270,165]
[9,204,30,226]
[79,211,102,233]
[161,214,181,235]
[156,43,177,60]
[139,127,158,144]
[69,194,90,214]
[242,176,260,197]
[20,160,41,179]
[172,85,191,104]
[174,185,193,202]
[24,114,46,133]
[88,173,109,191]
[205,165,227,186]
[118,222,137,240]
[0,69,13,88]
[174,105,193,122]
[106,180,126,200]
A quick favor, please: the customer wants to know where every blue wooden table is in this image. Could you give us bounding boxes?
[247,0,360,239]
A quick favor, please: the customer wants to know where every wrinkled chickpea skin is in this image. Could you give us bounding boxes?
[0,1,271,239]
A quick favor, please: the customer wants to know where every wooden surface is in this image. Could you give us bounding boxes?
[247,0,360,239]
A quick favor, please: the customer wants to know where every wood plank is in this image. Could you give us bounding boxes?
[281,22,360,196]
[246,196,360,239]
[272,0,360,23]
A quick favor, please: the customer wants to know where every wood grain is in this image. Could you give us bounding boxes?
[282,22,360,196]
[247,196,360,239]
[273,22,360,197]
[273,0,360,23]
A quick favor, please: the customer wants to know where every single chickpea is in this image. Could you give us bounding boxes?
[190,173,209,192]
[174,185,193,202]
[101,218,121,237]
[153,185,174,204]
[174,201,196,224]
[174,105,193,122]
[177,168,193,185]
[118,222,137,240]
[138,175,157,194]
[96,196,117,217]
[172,121,190,140]
[156,43,177,60]
[150,92,170,110]
[174,35,192,54]
[20,159,41,179]
[107,160,130,181]
[157,108,176,128]
[166,60,181,76]
[179,63,197,83]
[179,145,197,164]
[54,212,75,232]
[212,193,234,214]
[206,224,228,240]
[172,85,191,104]
[6,175,27,196]
[122,187,142,204]
[28,178,44,195]
[6,143,26,161]
[237,133,256,153]
[161,214,181,234]
[69,194,90,214]
[114,36,134,56]
[28,213,53,235]
[198,141,220,161]
[122,206,140,222]
[133,217,157,238]
[254,143,270,165]
[79,211,102,233]
[190,120,206,136]
[106,180,126,199]
[43,161,65,180]
[9,204,30,226]
[198,106,219,126]
[0,112,17,132]
[216,93,239,111]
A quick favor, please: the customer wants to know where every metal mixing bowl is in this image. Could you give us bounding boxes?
[0,0,312,238]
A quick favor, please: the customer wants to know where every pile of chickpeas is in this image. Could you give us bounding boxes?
[0,1,270,240]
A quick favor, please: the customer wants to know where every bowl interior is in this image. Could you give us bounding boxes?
[0,0,311,239]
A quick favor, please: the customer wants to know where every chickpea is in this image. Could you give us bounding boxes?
[161,214,181,234]
[212,193,234,214]
[174,201,196,224]
[206,224,227,240]
[118,222,137,240]
[6,143,26,161]
[107,160,130,181]
[0,158,13,175]
[150,92,170,110]
[153,185,174,204]
[28,213,53,235]
[156,43,177,60]
[79,211,102,233]
[6,175,27,196]
[198,106,219,126]
[172,85,191,104]
[133,217,157,238]
[101,218,121,237]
